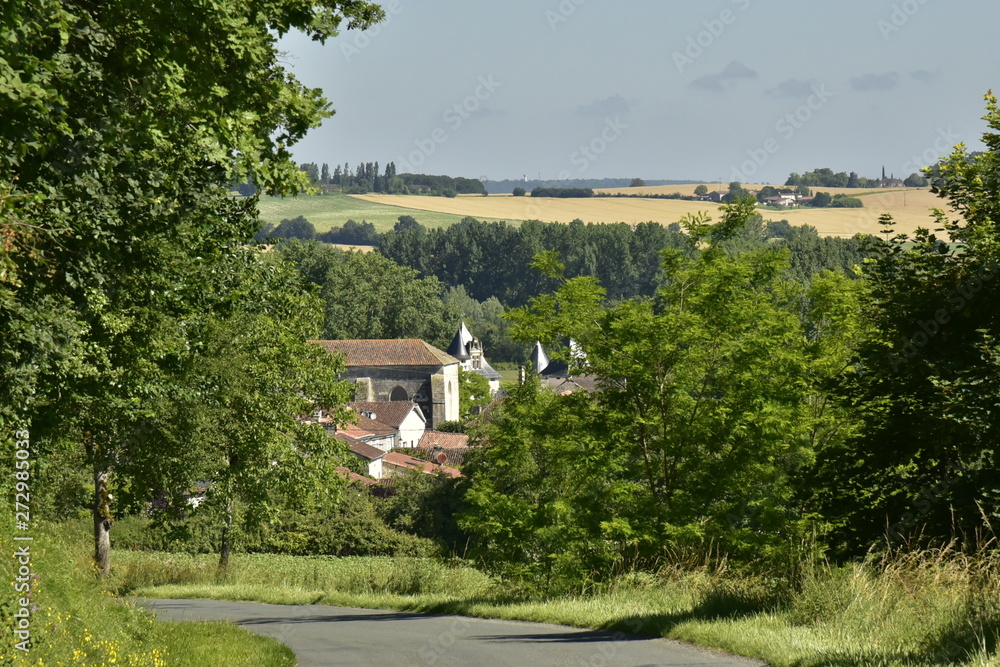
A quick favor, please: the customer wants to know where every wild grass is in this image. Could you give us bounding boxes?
[0,521,293,666]
[122,547,1000,667]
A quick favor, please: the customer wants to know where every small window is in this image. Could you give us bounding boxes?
[390,386,408,401]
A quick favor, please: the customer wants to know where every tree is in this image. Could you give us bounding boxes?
[904,172,929,187]
[394,215,422,232]
[464,199,856,583]
[513,187,526,197]
[277,241,452,344]
[848,171,861,188]
[0,0,384,576]
[457,368,492,422]
[757,185,779,201]
[272,216,317,240]
[813,93,1000,556]
[629,178,645,188]
[694,185,709,197]
[810,191,833,207]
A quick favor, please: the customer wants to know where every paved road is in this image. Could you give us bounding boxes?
[138,598,764,666]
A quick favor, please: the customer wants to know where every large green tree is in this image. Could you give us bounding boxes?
[461,200,861,586]
[1,0,383,574]
[814,94,1000,555]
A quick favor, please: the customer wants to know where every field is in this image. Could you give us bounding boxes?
[258,187,958,239]
[351,187,955,238]
[257,193,511,234]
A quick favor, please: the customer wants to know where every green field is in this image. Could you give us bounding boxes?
[257,193,516,234]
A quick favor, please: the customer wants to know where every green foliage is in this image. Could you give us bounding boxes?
[317,218,380,246]
[462,200,860,591]
[442,286,527,363]
[379,217,692,307]
[0,0,386,575]
[277,240,453,344]
[810,191,833,207]
[457,367,493,421]
[814,94,1000,556]
[270,215,317,240]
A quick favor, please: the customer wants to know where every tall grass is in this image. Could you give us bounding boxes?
[123,546,1000,666]
[0,521,293,666]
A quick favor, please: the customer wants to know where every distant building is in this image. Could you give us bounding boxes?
[529,340,597,394]
[383,451,462,479]
[446,322,502,394]
[309,339,460,428]
[350,401,427,449]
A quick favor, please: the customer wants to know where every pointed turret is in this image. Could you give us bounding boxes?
[529,341,549,374]
[446,328,471,361]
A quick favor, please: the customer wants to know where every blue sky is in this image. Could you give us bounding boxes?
[278,0,998,184]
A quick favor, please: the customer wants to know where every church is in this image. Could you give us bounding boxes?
[309,338,460,429]
[446,322,502,394]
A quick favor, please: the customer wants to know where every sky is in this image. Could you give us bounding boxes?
[278,0,999,185]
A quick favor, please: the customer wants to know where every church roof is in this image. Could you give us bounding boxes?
[309,339,458,367]
[472,359,502,381]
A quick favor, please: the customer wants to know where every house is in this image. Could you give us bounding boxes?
[707,190,728,203]
[337,466,378,488]
[529,340,597,394]
[338,412,396,452]
[446,322,502,394]
[310,339,460,428]
[350,401,427,449]
[336,434,386,479]
[764,193,799,207]
[416,430,470,467]
[382,451,462,479]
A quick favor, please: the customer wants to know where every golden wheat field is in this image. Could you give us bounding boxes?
[353,187,958,238]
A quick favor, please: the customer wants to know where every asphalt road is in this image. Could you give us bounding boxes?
[138,598,765,667]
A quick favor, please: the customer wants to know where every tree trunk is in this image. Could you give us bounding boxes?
[218,499,233,576]
[91,457,113,578]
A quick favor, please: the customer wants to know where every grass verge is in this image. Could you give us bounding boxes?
[0,521,292,666]
[115,549,1000,667]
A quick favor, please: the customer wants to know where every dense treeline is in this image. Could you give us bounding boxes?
[530,187,594,198]
[786,166,929,188]
[378,216,866,307]
[295,159,486,196]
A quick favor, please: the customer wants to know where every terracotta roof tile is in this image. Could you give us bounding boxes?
[336,466,377,487]
[340,414,396,439]
[335,434,386,461]
[350,401,423,429]
[383,451,462,478]
[309,339,458,367]
[417,431,469,449]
